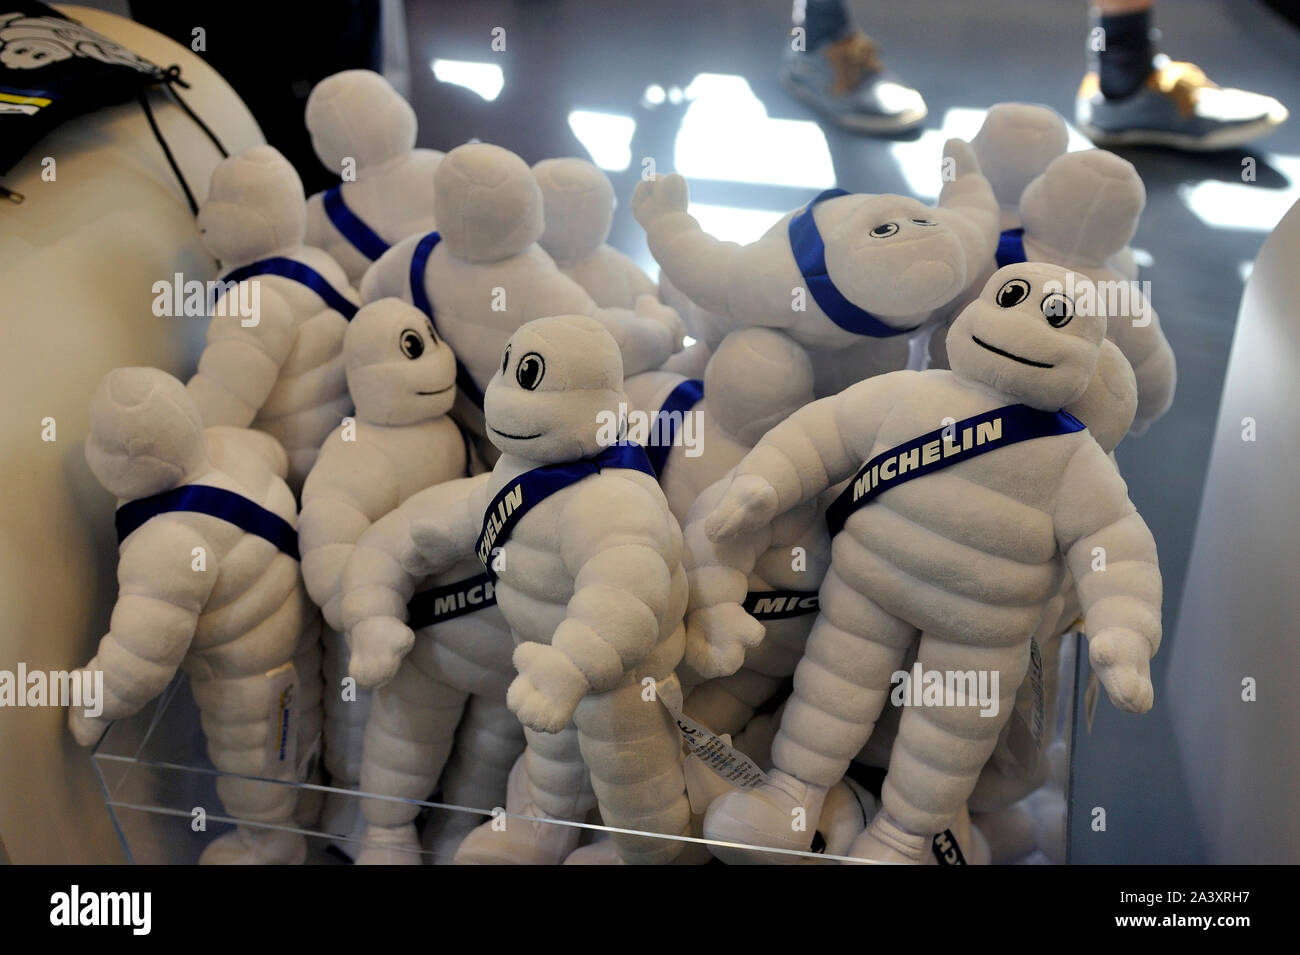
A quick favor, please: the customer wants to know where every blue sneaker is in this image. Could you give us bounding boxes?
[1076,55,1288,151]
[779,31,927,134]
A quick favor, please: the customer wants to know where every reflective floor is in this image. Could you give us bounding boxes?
[406,0,1300,864]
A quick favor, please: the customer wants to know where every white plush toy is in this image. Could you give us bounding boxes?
[970,102,1070,234]
[633,139,999,396]
[699,262,1162,863]
[68,368,322,864]
[187,145,361,492]
[298,298,522,863]
[340,314,697,864]
[304,70,445,286]
[359,143,683,438]
[533,157,657,309]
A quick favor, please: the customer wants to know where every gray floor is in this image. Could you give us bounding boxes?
[407,0,1300,863]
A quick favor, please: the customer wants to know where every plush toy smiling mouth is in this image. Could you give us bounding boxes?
[416,385,453,395]
[971,335,1054,369]
[489,426,544,440]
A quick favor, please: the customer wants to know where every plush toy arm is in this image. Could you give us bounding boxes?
[68,523,216,746]
[187,285,297,427]
[203,426,289,480]
[706,373,903,540]
[590,297,679,375]
[937,138,999,270]
[681,478,769,678]
[1053,438,1162,714]
[1103,292,1176,434]
[358,232,422,305]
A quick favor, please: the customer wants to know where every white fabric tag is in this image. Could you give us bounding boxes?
[656,677,768,799]
[263,662,298,779]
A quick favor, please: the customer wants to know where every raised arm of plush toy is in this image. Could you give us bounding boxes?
[187,284,298,427]
[935,138,1000,272]
[705,371,908,542]
[358,232,421,304]
[340,474,489,688]
[68,522,217,746]
[1102,292,1176,435]
[1052,437,1161,713]
[503,473,680,733]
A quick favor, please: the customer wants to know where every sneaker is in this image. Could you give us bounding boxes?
[779,31,927,134]
[1076,56,1288,151]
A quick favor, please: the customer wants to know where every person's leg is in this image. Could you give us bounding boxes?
[1078,0,1288,150]
[780,0,927,134]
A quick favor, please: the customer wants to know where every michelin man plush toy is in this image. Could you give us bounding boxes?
[698,262,1162,863]
[340,315,696,864]
[304,70,444,286]
[68,368,322,864]
[632,139,999,396]
[187,145,361,492]
[359,143,683,438]
[533,157,657,309]
[298,298,522,863]
[970,102,1070,234]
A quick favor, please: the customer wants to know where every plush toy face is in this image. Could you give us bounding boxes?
[1020,150,1144,263]
[86,368,209,501]
[533,157,615,262]
[822,194,970,318]
[305,70,417,173]
[970,103,1069,210]
[433,143,544,263]
[198,146,306,266]
[704,328,815,445]
[483,315,625,463]
[345,298,457,426]
[946,262,1104,411]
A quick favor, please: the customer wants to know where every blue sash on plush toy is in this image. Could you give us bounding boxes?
[322,185,390,261]
[645,378,703,477]
[476,442,657,578]
[217,257,358,320]
[825,403,1085,537]
[788,188,922,339]
[409,230,487,411]
[996,227,1028,268]
[743,588,819,621]
[115,485,300,559]
[407,571,497,629]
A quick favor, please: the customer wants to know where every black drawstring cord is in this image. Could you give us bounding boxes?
[136,86,199,215]
[158,65,229,159]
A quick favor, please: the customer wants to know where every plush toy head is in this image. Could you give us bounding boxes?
[483,314,625,463]
[345,298,457,426]
[946,262,1105,411]
[970,103,1069,211]
[533,157,615,263]
[704,328,815,445]
[86,367,210,501]
[198,146,306,267]
[823,194,972,319]
[305,69,418,174]
[1020,149,1145,264]
[434,143,544,263]
[1065,339,1137,454]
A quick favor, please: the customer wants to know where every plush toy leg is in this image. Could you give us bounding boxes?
[682,667,782,739]
[453,729,593,864]
[354,637,469,864]
[291,619,325,827]
[421,693,525,864]
[574,676,695,865]
[852,632,1028,864]
[321,628,373,842]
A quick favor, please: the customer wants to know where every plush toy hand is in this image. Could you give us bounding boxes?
[942,137,981,181]
[68,702,110,748]
[632,173,689,228]
[507,642,590,733]
[1089,626,1154,713]
[348,617,415,689]
[1127,417,1153,438]
[684,604,766,679]
[634,293,686,350]
[705,474,781,542]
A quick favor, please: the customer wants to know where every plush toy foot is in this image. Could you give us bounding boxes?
[817,778,876,858]
[971,804,1038,864]
[452,760,580,865]
[320,785,366,859]
[845,812,930,865]
[702,769,827,864]
[420,809,484,865]
[354,824,423,865]
[562,835,624,866]
[199,826,307,865]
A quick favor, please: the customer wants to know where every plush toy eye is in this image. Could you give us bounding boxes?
[399,329,425,359]
[910,217,937,226]
[869,222,899,238]
[516,352,545,390]
[501,345,511,374]
[1041,292,1075,327]
[995,278,1031,308]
